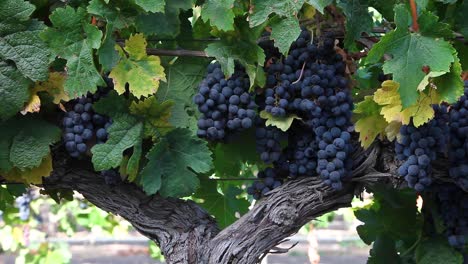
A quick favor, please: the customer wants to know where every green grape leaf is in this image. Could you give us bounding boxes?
[0,186,14,211]
[337,0,373,51]
[205,20,265,85]
[418,11,453,39]
[109,34,166,98]
[41,6,105,97]
[0,30,49,82]
[98,25,120,72]
[306,0,333,13]
[0,117,60,172]
[454,40,468,71]
[87,0,134,29]
[134,0,165,13]
[205,40,265,84]
[269,16,301,55]
[91,114,143,171]
[366,4,455,107]
[367,234,400,264]
[415,238,463,264]
[355,186,420,246]
[194,179,249,228]
[213,130,260,178]
[129,96,174,138]
[260,110,301,132]
[126,140,142,182]
[157,57,209,130]
[201,0,235,31]
[433,54,464,104]
[135,8,179,37]
[0,0,35,29]
[0,62,31,121]
[135,0,193,37]
[92,90,130,118]
[0,0,49,120]
[368,0,397,21]
[88,0,134,71]
[139,128,212,197]
[249,0,305,27]
[354,96,387,149]
[455,0,468,39]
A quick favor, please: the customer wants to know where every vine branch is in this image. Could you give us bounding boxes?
[2,141,456,263]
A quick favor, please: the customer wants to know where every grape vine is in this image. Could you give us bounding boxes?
[0,0,467,262]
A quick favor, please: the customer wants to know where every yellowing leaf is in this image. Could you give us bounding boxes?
[124,33,146,60]
[3,154,53,184]
[373,80,441,127]
[129,96,174,138]
[355,116,387,149]
[385,121,401,142]
[259,110,301,132]
[373,80,401,105]
[354,96,388,149]
[22,72,69,114]
[110,34,166,98]
[21,94,41,114]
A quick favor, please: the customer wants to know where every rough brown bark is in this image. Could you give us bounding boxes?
[19,142,451,263]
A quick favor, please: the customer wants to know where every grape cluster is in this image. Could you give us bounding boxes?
[395,106,449,192]
[255,119,286,164]
[194,63,256,141]
[62,85,112,158]
[435,184,468,248]
[15,192,32,221]
[283,126,318,178]
[260,29,353,190]
[247,168,283,199]
[449,81,468,189]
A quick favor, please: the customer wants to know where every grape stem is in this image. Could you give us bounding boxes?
[409,0,419,32]
[292,62,307,84]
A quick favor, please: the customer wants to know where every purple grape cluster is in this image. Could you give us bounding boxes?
[449,81,468,189]
[62,84,113,158]
[283,126,318,178]
[255,118,286,164]
[259,29,353,191]
[395,106,449,192]
[435,184,468,248]
[247,168,283,199]
[194,63,256,141]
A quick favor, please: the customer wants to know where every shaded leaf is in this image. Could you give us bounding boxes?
[337,0,373,51]
[157,57,210,130]
[0,117,60,172]
[269,16,301,55]
[139,128,212,197]
[0,62,31,120]
[201,0,235,31]
[194,178,249,228]
[249,0,304,27]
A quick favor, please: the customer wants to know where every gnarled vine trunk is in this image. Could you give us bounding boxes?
[36,142,448,263]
